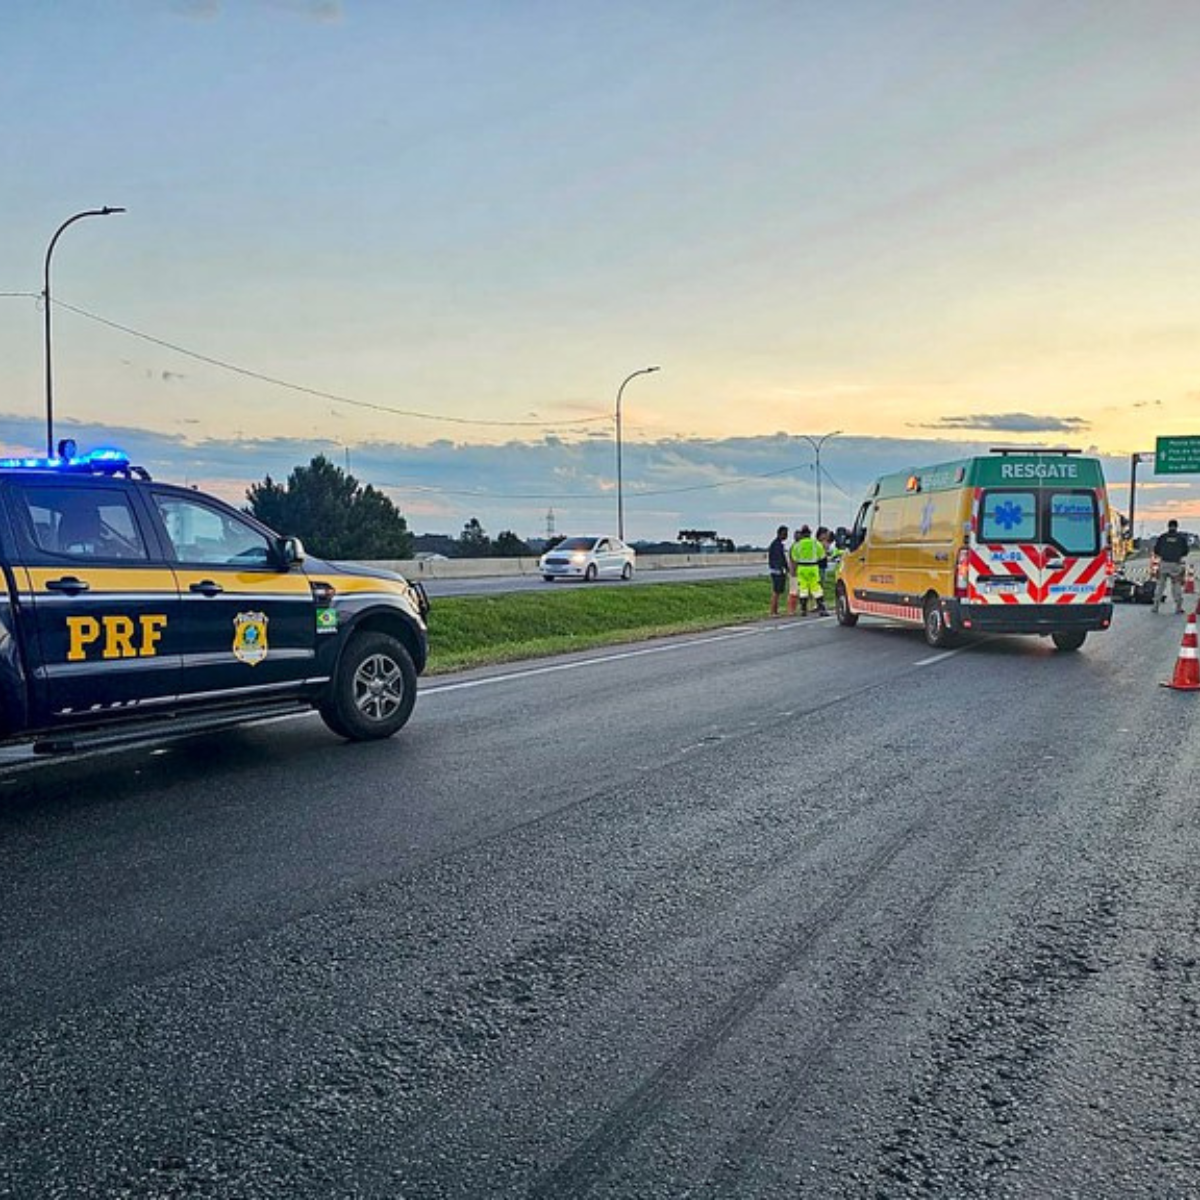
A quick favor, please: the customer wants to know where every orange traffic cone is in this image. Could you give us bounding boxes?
[1162,612,1200,691]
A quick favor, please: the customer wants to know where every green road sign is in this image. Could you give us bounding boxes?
[1155,435,1200,475]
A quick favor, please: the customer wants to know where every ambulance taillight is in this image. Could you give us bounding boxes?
[955,547,970,597]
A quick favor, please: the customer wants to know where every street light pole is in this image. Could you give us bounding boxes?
[43,206,126,455]
[615,366,659,541]
[799,430,841,529]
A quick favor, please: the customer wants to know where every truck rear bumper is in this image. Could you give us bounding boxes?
[950,601,1113,635]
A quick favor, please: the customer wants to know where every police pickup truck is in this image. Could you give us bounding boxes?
[0,445,429,754]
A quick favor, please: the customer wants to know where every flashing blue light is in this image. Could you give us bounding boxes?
[0,447,132,474]
[86,448,131,466]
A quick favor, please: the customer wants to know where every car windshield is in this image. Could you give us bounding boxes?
[553,537,597,551]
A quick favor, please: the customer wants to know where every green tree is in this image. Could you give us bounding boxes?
[246,455,413,560]
[493,530,531,558]
[456,517,492,558]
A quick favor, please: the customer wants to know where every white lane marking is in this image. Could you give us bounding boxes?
[914,648,965,667]
[422,627,761,695]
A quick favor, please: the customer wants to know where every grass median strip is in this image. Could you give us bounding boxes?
[426,579,777,674]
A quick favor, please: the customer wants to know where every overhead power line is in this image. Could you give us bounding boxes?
[10,294,856,509]
[49,298,612,431]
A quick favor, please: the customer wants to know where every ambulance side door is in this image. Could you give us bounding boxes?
[2,479,181,721]
[149,489,318,700]
[843,498,883,597]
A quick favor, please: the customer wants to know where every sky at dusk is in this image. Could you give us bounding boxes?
[3,0,1199,545]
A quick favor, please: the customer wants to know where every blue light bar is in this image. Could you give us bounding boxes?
[0,447,132,474]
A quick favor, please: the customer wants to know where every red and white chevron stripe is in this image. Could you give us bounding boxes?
[967,544,1109,606]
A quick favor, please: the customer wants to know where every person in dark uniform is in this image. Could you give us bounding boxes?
[1152,518,1190,613]
[768,524,789,616]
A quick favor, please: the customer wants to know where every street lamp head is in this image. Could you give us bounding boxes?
[100,206,127,216]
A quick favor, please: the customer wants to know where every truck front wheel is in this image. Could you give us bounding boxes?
[320,632,417,741]
[835,583,858,626]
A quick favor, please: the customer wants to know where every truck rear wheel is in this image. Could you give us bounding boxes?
[1051,630,1087,652]
[923,597,957,648]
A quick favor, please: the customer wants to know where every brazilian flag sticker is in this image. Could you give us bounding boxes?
[316,607,339,634]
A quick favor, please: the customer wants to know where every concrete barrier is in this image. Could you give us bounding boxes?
[366,552,767,580]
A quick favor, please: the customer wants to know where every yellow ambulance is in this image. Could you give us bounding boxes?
[836,449,1115,651]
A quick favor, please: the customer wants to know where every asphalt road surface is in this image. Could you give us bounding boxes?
[2,603,1198,1198]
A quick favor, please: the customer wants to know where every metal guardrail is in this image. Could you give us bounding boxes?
[368,552,768,580]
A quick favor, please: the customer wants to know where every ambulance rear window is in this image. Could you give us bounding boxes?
[1048,491,1099,555]
[980,490,1037,542]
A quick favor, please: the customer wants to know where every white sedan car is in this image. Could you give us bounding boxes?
[539,535,636,582]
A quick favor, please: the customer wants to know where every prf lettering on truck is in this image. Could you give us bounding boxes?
[66,614,168,661]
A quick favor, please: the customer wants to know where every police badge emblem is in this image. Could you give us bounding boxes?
[232,611,269,665]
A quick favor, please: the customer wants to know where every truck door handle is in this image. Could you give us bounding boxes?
[45,576,90,594]
[189,580,224,596]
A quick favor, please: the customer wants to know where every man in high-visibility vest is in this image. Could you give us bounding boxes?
[789,524,828,616]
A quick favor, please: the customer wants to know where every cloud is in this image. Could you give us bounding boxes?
[264,0,343,21]
[912,413,1091,434]
[170,0,220,18]
[171,0,342,21]
[5,413,1198,545]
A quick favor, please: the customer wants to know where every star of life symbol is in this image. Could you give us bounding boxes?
[919,499,935,536]
[233,611,269,665]
[994,500,1024,532]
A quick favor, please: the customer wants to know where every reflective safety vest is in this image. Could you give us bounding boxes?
[791,536,824,568]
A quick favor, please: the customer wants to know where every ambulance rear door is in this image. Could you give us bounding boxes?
[970,485,1107,608]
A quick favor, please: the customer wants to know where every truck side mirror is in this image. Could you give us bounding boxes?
[279,535,306,567]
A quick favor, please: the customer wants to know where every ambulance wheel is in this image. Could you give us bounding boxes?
[923,598,957,648]
[835,583,858,626]
[320,632,417,741]
[1052,630,1087,652]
